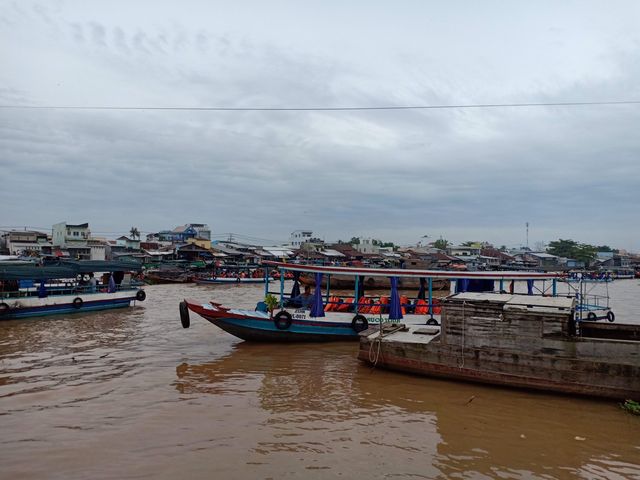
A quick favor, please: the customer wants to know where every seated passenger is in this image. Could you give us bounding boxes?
[292,285,314,308]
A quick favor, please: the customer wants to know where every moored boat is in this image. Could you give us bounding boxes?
[180,262,564,343]
[358,292,640,400]
[195,277,267,285]
[0,261,146,320]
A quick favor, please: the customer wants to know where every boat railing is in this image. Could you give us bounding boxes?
[0,282,139,299]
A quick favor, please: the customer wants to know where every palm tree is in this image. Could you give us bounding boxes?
[129,227,140,240]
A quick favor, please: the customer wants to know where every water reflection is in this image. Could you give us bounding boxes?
[0,307,145,400]
[175,342,640,479]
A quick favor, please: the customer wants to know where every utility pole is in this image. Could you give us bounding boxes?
[526,222,529,249]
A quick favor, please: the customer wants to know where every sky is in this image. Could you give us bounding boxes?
[1,1,639,250]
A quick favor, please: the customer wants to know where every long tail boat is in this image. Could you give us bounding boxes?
[180,262,565,343]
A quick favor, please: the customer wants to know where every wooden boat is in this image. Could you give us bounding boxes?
[194,265,270,285]
[358,292,639,400]
[180,262,563,343]
[0,261,146,320]
[144,271,193,284]
[195,277,268,285]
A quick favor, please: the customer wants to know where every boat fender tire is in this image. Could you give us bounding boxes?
[274,311,292,330]
[179,301,190,328]
[426,318,439,326]
[0,302,9,317]
[586,312,597,321]
[72,297,83,309]
[136,290,146,302]
[236,277,241,283]
[351,314,368,333]
[606,311,615,322]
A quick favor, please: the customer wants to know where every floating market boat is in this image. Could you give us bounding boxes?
[0,260,146,320]
[179,262,563,343]
[194,265,270,285]
[358,291,640,400]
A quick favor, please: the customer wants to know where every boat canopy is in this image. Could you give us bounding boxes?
[262,261,564,280]
[0,260,142,281]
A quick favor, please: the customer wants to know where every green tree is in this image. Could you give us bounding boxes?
[349,237,360,245]
[129,226,140,240]
[433,238,449,250]
[546,239,597,263]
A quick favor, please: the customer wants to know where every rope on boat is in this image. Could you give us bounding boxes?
[368,322,405,367]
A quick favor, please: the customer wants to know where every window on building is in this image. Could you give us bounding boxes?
[73,231,79,236]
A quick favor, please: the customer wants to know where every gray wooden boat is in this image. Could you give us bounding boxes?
[359,292,640,400]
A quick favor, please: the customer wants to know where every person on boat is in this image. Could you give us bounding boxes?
[292,285,314,308]
[88,273,97,293]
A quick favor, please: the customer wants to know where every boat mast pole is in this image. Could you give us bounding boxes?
[264,265,269,298]
[428,277,433,318]
[354,276,360,314]
[279,268,285,308]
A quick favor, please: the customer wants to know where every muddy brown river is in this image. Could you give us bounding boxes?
[1,281,639,479]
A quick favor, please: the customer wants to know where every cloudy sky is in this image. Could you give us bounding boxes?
[1,1,639,250]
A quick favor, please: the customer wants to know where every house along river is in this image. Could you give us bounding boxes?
[1,281,639,479]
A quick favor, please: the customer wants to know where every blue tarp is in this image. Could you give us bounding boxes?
[310,272,325,318]
[456,278,495,293]
[527,279,534,295]
[290,271,301,299]
[417,277,427,300]
[389,276,403,320]
[38,280,47,298]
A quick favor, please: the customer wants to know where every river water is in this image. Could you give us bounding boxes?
[1,281,639,479]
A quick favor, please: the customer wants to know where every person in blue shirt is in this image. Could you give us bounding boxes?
[293,285,313,308]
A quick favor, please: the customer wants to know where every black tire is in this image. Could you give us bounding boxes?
[179,301,190,329]
[0,302,10,317]
[136,290,146,302]
[606,311,615,322]
[72,297,83,309]
[274,311,292,330]
[586,312,597,321]
[351,314,368,333]
[236,277,241,283]
[426,318,439,326]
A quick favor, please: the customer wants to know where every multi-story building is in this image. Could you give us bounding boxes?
[0,230,51,256]
[156,224,211,243]
[355,237,379,254]
[52,222,91,260]
[290,230,313,248]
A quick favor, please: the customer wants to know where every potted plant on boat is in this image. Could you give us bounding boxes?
[264,294,279,318]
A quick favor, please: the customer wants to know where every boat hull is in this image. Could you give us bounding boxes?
[0,291,140,320]
[195,278,267,285]
[183,299,427,343]
[358,339,640,400]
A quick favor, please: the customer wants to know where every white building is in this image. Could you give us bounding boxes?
[189,223,211,240]
[52,222,91,260]
[355,237,379,255]
[290,230,313,248]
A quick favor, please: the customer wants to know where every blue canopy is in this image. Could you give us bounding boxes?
[290,271,301,299]
[309,272,325,318]
[389,276,403,320]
